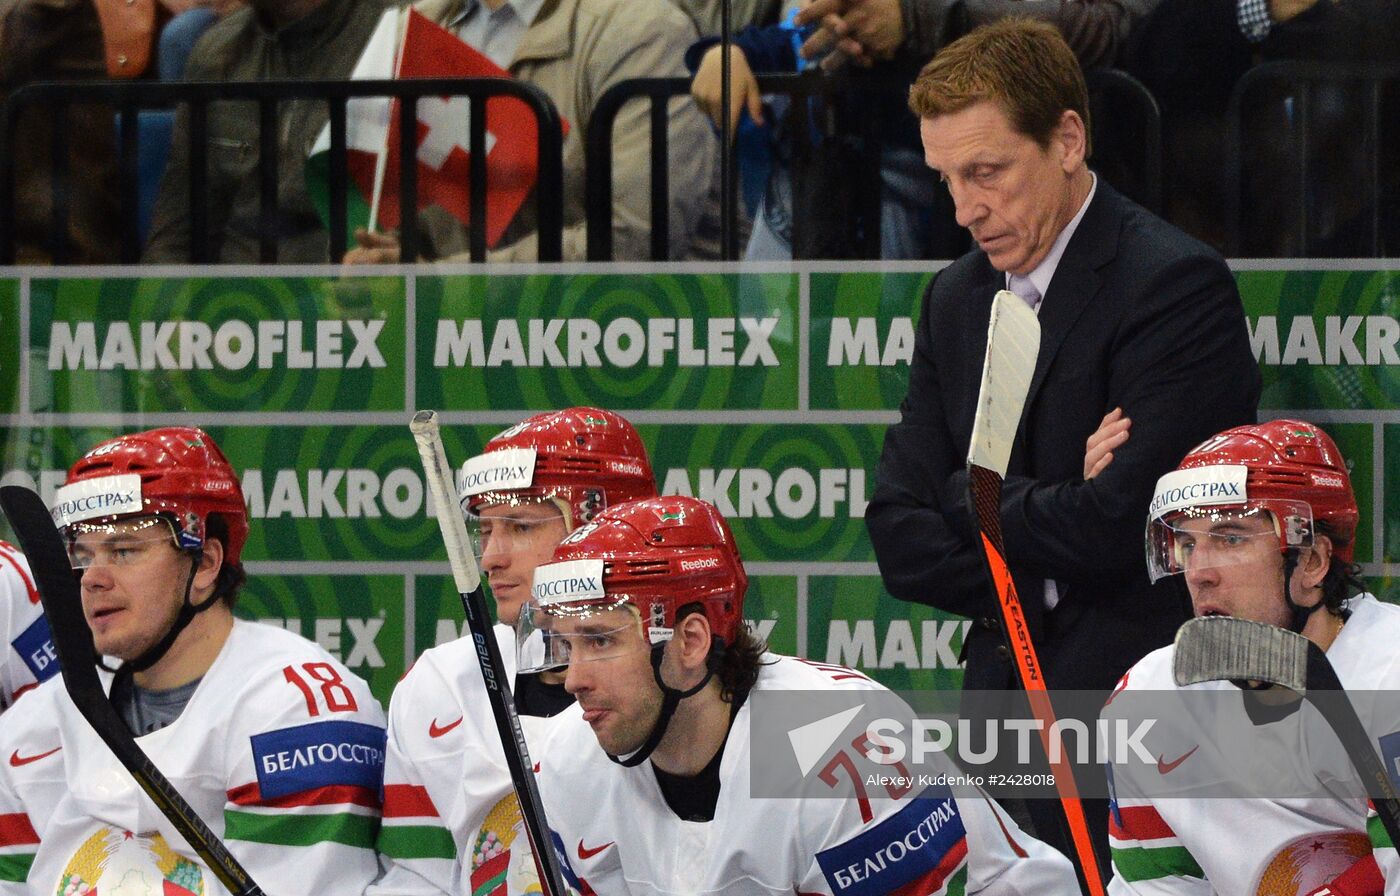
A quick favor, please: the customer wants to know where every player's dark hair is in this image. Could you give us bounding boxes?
[716,625,771,704]
[206,514,247,608]
[1316,519,1364,613]
[676,601,772,704]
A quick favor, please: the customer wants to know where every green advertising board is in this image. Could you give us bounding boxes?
[1,262,1397,703]
[0,278,17,417]
[808,270,934,411]
[31,275,405,413]
[416,272,800,410]
[1239,268,1400,410]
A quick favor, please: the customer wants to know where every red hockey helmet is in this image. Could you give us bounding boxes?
[459,407,656,528]
[1146,419,1357,581]
[519,496,747,672]
[51,427,248,565]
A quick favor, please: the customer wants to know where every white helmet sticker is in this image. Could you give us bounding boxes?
[1148,465,1248,521]
[458,447,537,499]
[51,474,144,526]
[531,558,606,607]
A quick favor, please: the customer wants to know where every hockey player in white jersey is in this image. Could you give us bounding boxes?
[0,541,59,709]
[0,427,385,896]
[370,407,657,896]
[1104,419,1400,895]
[522,494,1080,895]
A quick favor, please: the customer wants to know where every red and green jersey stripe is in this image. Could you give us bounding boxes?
[892,837,968,896]
[224,782,380,849]
[378,783,457,860]
[0,813,39,883]
[1109,803,1205,883]
[1368,801,1393,850]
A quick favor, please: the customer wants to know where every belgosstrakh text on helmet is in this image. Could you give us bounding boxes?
[1149,466,1248,520]
[50,474,143,526]
[531,559,606,606]
[458,447,537,498]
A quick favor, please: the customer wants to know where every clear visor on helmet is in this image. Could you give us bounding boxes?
[515,597,653,674]
[464,497,570,562]
[1146,501,1314,583]
[63,515,179,570]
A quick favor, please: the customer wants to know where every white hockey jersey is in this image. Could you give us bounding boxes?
[0,543,59,709]
[535,653,1080,896]
[0,620,385,896]
[1104,595,1400,895]
[370,623,552,896]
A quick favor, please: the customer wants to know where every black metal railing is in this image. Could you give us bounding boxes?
[0,78,565,264]
[1226,61,1400,257]
[3,68,1167,264]
[585,68,1163,261]
[1085,68,1162,215]
[586,71,897,261]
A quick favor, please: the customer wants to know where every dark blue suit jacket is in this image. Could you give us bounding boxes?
[867,179,1261,694]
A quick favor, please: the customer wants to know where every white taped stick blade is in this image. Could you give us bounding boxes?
[1172,616,1310,692]
[410,409,481,595]
[967,291,1041,475]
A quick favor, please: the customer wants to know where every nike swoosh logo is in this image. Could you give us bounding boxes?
[9,746,60,767]
[577,839,614,860]
[1156,745,1198,774]
[428,717,463,738]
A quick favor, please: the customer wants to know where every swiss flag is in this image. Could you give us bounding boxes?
[363,9,569,248]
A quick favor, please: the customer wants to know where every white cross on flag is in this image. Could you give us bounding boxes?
[306,7,567,249]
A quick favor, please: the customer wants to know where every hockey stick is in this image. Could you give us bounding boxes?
[0,485,265,896]
[965,291,1108,896]
[1174,614,1400,847]
[409,410,570,896]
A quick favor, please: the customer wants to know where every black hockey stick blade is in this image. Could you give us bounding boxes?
[1174,615,1400,848]
[410,410,570,896]
[0,485,265,896]
[1173,616,1310,691]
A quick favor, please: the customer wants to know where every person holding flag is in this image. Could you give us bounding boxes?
[335,0,717,262]
[142,0,386,262]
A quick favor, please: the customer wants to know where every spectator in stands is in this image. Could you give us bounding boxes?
[793,0,1158,71]
[0,0,232,264]
[1,0,119,262]
[1128,0,1400,254]
[142,0,387,262]
[674,0,781,40]
[747,0,1164,261]
[158,0,242,80]
[688,19,937,259]
[342,0,718,262]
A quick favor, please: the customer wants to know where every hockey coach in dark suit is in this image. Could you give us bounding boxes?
[865,17,1261,868]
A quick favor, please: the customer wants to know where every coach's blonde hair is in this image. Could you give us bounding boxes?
[908,18,1091,156]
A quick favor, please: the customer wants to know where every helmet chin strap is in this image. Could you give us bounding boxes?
[124,553,222,674]
[607,642,720,768]
[1280,548,1324,635]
